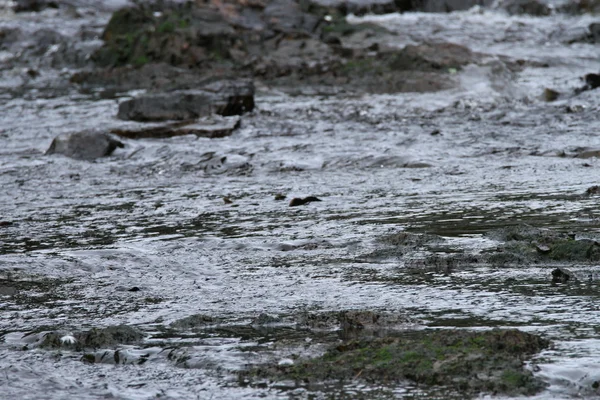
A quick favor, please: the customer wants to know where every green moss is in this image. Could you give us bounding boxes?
[157,20,175,34]
[242,329,550,397]
[133,55,149,67]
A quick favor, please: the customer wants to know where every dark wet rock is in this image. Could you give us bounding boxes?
[584,73,600,89]
[558,0,600,14]
[128,286,141,292]
[500,0,551,15]
[274,193,286,200]
[241,329,550,397]
[552,268,573,284]
[585,185,600,196]
[45,131,124,160]
[84,1,478,95]
[111,116,241,139]
[12,0,58,12]
[589,23,600,42]
[41,325,144,350]
[0,221,14,227]
[289,196,322,206]
[117,81,254,122]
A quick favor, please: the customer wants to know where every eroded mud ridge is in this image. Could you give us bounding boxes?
[1,0,600,398]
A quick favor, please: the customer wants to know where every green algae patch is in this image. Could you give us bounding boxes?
[487,224,600,264]
[241,329,549,397]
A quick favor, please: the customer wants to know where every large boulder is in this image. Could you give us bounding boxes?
[45,131,124,160]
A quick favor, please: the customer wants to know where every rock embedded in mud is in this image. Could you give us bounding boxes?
[551,268,573,284]
[45,131,124,160]
[585,185,600,196]
[117,81,254,121]
[111,116,241,139]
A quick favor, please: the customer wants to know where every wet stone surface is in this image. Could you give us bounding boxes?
[2,0,600,399]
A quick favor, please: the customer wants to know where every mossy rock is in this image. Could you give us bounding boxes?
[242,329,549,397]
[93,2,234,68]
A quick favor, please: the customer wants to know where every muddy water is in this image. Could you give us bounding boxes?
[2,2,600,399]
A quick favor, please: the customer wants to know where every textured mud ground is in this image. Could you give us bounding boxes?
[2,1,600,399]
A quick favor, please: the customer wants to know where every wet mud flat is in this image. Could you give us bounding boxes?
[2,0,600,399]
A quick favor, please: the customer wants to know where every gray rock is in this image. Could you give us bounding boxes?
[117,91,215,122]
[500,0,551,15]
[117,80,255,122]
[46,131,124,160]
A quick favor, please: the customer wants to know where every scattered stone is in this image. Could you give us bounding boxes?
[223,196,233,204]
[274,193,286,200]
[552,268,572,284]
[0,221,13,227]
[45,131,124,160]
[289,196,322,206]
[128,287,141,292]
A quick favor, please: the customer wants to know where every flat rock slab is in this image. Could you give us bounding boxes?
[45,131,124,160]
[117,80,255,122]
[111,116,241,139]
